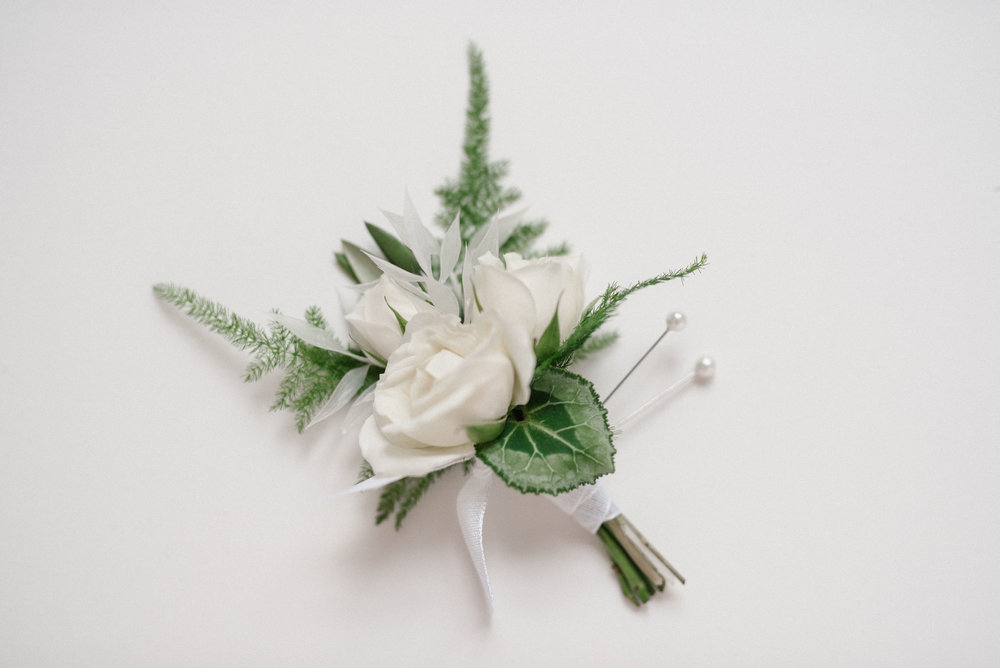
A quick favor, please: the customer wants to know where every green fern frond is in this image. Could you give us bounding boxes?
[273,341,369,432]
[394,472,443,529]
[153,283,282,357]
[243,323,290,382]
[435,44,529,248]
[375,467,450,530]
[540,254,708,372]
[375,479,406,526]
[501,220,549,256]
[156,284,368,432]
[270,364,303,412]
[304,305,328,329]
[536,242,570,257]
[573,330,620,362]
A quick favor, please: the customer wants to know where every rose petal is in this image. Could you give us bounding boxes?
[359,415,474,478]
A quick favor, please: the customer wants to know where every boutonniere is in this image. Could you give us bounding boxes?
[156,45,712,609]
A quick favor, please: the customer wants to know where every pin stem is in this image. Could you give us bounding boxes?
[615,371,695,431]
[604,326,670,402]
[617,514,685,585]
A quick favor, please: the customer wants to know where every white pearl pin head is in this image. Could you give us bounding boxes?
[666,312,687,332]
[608,311,716,430]
[694,356,715,381]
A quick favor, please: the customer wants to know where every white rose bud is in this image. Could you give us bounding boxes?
[345,275,435,361]
[359,310,535,478]
[472,252,588,343]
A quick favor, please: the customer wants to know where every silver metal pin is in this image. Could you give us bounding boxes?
[604,312,687,402]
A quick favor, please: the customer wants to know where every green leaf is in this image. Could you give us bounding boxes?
[466,420,505,444]
[476,368,614,494]
[534,307,561,364]
[334,251,359,283]
[365,222,422,275]
[383,298,408,334]
[341,240,383,283]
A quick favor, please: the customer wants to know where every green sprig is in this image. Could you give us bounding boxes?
[539,254,709,373]
[153,283,289,378]
[376,467,451,529]
[573,330,620,362]
[154,283,369,432]
[435,44,550,256]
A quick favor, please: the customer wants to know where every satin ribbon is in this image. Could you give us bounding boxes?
[337,459,621,610]
[455,461,621,610]
[546,479,622,533]
[456,460,495,607]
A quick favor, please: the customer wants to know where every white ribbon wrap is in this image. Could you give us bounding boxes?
[455,465,621,610]
[546,482,621,534]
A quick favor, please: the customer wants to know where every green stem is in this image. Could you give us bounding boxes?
[596,515,684,606]
[597,524,652,605]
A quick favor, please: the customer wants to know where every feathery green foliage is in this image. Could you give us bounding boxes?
[269,341,366,432]
[435,44,551,256]
[538,254,709,374]
[154,284,290,378]
[501,221,548,257]
[304,304,328,329]
[154,283,368,432]
[243,317,293,382]
[375,467,451,530]
[361,457,454,530]
[534,241,571,258]
[573,330,620,362]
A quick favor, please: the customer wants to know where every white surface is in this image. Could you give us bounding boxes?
[3,2,999,665]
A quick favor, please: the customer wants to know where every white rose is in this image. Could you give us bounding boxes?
[345,275,436,361]
[472,253,588,343]
[360,310,535,477]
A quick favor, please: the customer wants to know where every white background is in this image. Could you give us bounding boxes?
[2,2,999,665]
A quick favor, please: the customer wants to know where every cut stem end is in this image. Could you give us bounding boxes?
[596,514,684,606]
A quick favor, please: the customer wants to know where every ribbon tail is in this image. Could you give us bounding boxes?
[456,460,494,611]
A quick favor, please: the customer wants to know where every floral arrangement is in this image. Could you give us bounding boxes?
[155,45,708,608]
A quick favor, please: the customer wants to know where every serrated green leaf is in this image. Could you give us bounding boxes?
[476,368,614,494]
[365,222,422,275]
